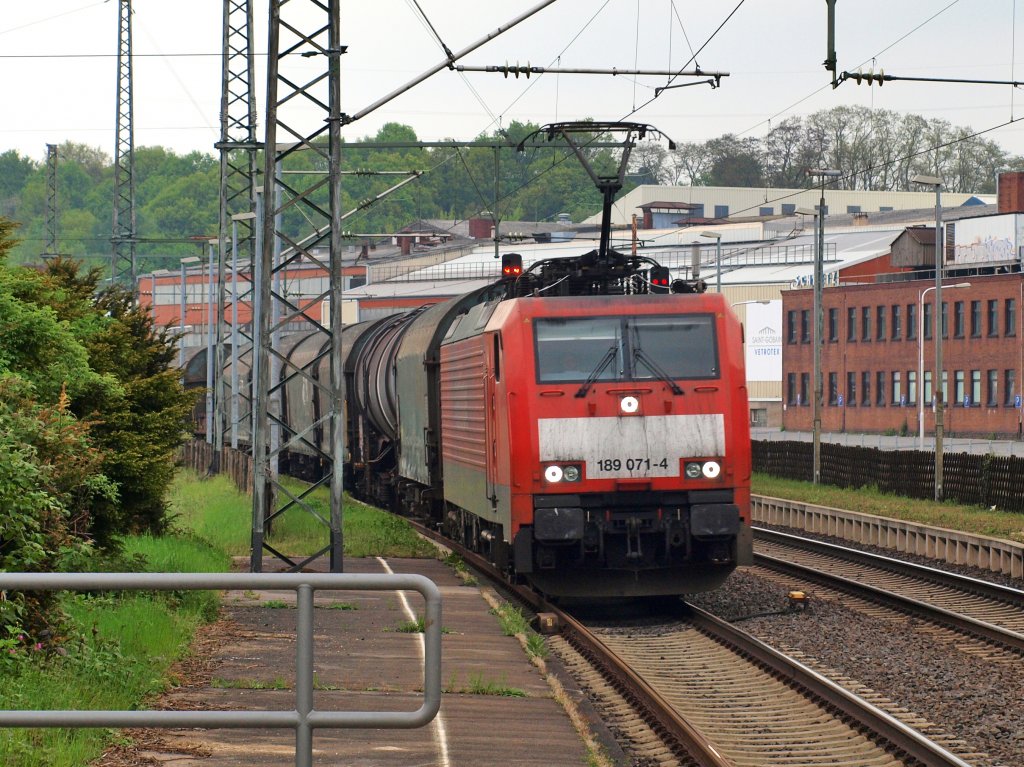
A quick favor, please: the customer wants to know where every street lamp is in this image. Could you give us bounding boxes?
[700,231,722,292]
[918,282,971,450]
[804,168,842,485]
[179,256,201,370]
[911,174,947,500]
[205,239,218,447]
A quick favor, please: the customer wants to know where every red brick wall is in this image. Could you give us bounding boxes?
[782,274,1024,437]
[998,172,1024,214]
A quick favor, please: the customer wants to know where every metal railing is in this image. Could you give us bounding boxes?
[0,572,442,767]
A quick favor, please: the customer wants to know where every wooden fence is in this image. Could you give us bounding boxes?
[753,440,1024,512]
[178,440,253,497]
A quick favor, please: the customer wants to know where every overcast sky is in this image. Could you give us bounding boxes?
[4,1,1024,166]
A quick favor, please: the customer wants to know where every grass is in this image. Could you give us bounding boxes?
[489,601,548,660]
[212,676,289,690]
[167,472,437,559]
[444,672,526,697]
[0,467,442,766]
[323,602,358,610]
[751,472,1024,542]
[0,547,222,766]
[394,617,452,634]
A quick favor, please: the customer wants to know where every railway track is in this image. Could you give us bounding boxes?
[408,518,973,767]
[753,527,1024,656]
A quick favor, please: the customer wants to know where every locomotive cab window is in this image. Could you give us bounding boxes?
[534,314,718,383]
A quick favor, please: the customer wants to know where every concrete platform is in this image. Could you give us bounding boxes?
[105,556,601,766]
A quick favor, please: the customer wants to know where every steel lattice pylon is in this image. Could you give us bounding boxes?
[43,144,58,258]
[111,0,136,289]
[215,0,260,465]
[252,0,344,573]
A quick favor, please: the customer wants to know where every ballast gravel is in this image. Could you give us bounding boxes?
[688,568,1024,767]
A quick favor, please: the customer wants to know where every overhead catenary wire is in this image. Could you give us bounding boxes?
[735,0,964,140]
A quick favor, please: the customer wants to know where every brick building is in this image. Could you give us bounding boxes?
[783,274,1024,437]
[782,172,1024,438]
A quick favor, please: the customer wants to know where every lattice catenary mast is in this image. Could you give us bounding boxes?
[111,0,136,289]
[215,0,260,464]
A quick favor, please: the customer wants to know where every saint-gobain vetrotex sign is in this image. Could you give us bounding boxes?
[744,300,782,382]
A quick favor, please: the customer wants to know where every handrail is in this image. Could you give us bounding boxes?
[0,572,442,767]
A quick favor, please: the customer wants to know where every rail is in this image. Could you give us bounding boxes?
[0,572,442,767]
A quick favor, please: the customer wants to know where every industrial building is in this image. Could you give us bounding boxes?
[781,172,1024,438]
[146,181,1024,431]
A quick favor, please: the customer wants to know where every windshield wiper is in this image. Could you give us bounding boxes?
[574,345,618,398]
[630,325,684,395]
[632,347,684,395]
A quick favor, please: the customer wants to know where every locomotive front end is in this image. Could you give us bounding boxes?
[504,295,752,597]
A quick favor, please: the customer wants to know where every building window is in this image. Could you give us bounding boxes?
[923,302,933,340]
[971,370,981,406]
[828,372,838,405]
[862,307,871,341]
[876,305,886,341]
[876,371,886,406]
[970,300,981,338]
[847,372,857,407]
[908,370,917,405]
[987,369,998,407]
[954,370,965,406]
[847,307,856,341]
[953,301,964,338]
[861,371,871,406]
[847,205,861,214]
[891,305,901,340]
[782,203,796,215]
[787,372,797,405]
[828,308,838,342]
[800,309,810,343]
[759,206,774,216]
[907,304,917,340]
[1006,298,1017,337]
[941,370,949,406]
[787,310,797,343]
[714,204,729,218]
[880,206,894,212]
[891,371,902,405]
[924,371,933,405]
[941,301,949,339]
[800,372,810,406]
[988,299,999,337]
[1005,369,1017,406]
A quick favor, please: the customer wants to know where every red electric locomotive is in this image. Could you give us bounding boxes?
[344,248,753,598]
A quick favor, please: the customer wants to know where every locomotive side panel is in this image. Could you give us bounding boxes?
[439,336,490,516]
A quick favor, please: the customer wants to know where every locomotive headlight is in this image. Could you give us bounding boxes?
[684,462,703,479]
[702,460,721,479]
[620,396,639,414]
[544,465,564,483]
[562,465,580,482]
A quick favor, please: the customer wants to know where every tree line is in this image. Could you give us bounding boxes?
[1,107,1020,273]
[631,105,1023,192]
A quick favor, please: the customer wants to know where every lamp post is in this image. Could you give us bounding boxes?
[919,282,971,450]
[700,231,722,292]
[206,240,218,447]
[911,174,946,500]
[804,167,842,485]
[179,256,201,370]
